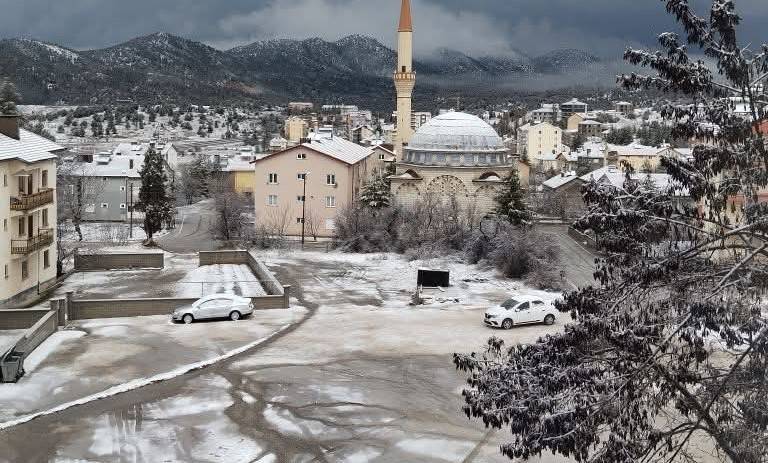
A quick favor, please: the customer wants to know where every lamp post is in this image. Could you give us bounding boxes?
[301,172,310,246]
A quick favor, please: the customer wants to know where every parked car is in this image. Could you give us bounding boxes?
[172,295,254,324]
[484,295,557,329]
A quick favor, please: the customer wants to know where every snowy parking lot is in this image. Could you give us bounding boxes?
[0,249,570,462]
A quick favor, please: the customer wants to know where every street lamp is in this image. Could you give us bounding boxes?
[301,172,310,246]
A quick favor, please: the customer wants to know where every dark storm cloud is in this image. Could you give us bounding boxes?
[0,0,766,58]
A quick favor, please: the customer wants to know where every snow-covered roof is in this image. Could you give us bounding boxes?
[562,98,587,106]
[68,154,143,178]
[542,171,581,190]
[579,120,602,126]
[407,111,506,153]
[0,128,64,164]
[607,143,661,157]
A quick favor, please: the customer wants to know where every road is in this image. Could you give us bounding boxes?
[158,199,222,253]
[539,224,597,288]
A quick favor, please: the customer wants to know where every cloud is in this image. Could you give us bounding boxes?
[216,0,515,56]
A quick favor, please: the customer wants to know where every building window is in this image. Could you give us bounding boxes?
[297,173,307,181]
[325,219,335,230]
[120,203,127,209]
[120,186,126,192]
[296,195,305,202]
[42,170,48,188]
[325,196,336,208]
[4,264,7,279]
[267,195,278,206]
[3,219,6,232]
[101,203,109,208]
[268,173,278,184]
[326,174,336,185]
[42,209,48,227]
[43,250,50,269]
[297,153,307,160]
[102,177,108,182]
[18,217,24,236]
[296,217,305,224]
[85,204,95,213]
[3,174,6,187]
[379,153,385,160]
[21,260,28,280]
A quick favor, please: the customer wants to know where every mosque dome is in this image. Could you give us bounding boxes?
[403,111,509,166]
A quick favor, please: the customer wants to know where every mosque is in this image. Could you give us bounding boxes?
[389,0,522,213]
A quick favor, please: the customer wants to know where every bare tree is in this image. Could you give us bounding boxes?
[209,173,250,241]
[57,162,107,242]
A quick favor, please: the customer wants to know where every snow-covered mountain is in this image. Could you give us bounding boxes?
[0,33,605,105]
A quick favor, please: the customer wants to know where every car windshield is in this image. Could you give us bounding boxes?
[501,298,520,309]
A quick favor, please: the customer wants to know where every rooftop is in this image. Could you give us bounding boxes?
[0,128,64,164]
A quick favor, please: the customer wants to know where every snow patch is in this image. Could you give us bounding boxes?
[23,330,86,372]
[396,437,475,460]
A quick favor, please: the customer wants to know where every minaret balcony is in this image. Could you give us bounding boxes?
[393,71,416,81]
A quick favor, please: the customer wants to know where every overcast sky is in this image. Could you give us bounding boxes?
[1,0,766,59]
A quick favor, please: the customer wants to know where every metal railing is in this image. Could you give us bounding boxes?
[11,228,54,255]
[10,189,54,211]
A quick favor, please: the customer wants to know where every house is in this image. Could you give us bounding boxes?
[560,98,589,117]
[615,101,634,116]
[578,120,604,138]
[567,113,585,131]
[288,102,314,112]
[252,129,387,237]
[0,114,62,306]
[530,104,560,124]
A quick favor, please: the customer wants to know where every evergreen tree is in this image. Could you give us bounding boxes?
[359,174,391,209]
[493,169,530,225]
[138,147,174,245]
[0,79,20,115]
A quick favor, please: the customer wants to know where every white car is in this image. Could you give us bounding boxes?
[172,295,254,324]
[484,295,557,329]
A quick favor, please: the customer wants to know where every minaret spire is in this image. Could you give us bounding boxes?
[398,0,413,32]
[394,0,415,159]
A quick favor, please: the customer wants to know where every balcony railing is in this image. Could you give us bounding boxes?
[10,189,54,211]
[11,229,54,255]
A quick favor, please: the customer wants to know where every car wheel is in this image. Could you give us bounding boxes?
[229,311,241,321]
[544,314,555,325]
[501,318,514,330]
[182,314,194,324]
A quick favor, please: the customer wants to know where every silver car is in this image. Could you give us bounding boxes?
[172,295,254,324]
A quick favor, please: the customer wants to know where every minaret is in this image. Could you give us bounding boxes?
[394,0,415,160]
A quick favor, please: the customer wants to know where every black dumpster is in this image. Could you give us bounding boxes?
[417,269,450,287]
[0,350,25,383]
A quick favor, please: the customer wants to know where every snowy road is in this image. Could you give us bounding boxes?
[158,199,222,253]
[0,251,570,462]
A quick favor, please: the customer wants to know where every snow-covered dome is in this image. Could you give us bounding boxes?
[402,111,509,167]
[408,112,505,153]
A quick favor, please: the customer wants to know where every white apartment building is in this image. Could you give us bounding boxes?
[0,114,64,307]
[517,121,564,163]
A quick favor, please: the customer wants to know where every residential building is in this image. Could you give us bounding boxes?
[252,130,386,237]
[0,114,62,306]
[517,121,564,162]
[269,136,288,152]
[530,104,559,124]
[284,116,309,144]
[560,98,589,117]
[578,120,604,138]
[615,101,634,116]
[288,102,314,112]
[412,111,432,130]
[566,113,585,131]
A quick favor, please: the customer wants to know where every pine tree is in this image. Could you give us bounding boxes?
[0,79,20,115]
[138,147,174,245]
[493,169,530,225]
[359,173,391,209]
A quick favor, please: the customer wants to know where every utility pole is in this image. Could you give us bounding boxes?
[129,183,134,238]
[301,173,308,247]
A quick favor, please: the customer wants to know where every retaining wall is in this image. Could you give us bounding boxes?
[75,252,164,271]
[0,309,54,330]
[199,250,287,297]
[15,310,58,356]
[568,226,599,253]
[70,297,199,320]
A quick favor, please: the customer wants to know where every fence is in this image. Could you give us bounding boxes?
[74,251,165,271]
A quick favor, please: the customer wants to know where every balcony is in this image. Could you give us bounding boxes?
[10,189,54,212]
[11,229,54,255]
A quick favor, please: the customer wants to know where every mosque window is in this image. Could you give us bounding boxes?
[479,154,487,164]
[435,154,446,164]
[451,154,461,165]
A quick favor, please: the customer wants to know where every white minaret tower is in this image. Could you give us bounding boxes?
[394,0,415,160]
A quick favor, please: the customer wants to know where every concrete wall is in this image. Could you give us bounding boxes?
[568,226,599,253]
[15,310,58,356]
[199,250,290,305]
[70,297,198,320]
[75,252,164,271]
[0,308,53,329]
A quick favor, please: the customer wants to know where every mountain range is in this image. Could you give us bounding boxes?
[0,32,605,108]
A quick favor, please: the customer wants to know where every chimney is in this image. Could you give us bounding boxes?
[0,114,20,140]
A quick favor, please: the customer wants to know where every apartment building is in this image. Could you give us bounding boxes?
[517,121,564,162]
[252,128,386,238]
[560,98,589,117]
[0,114,63,306]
